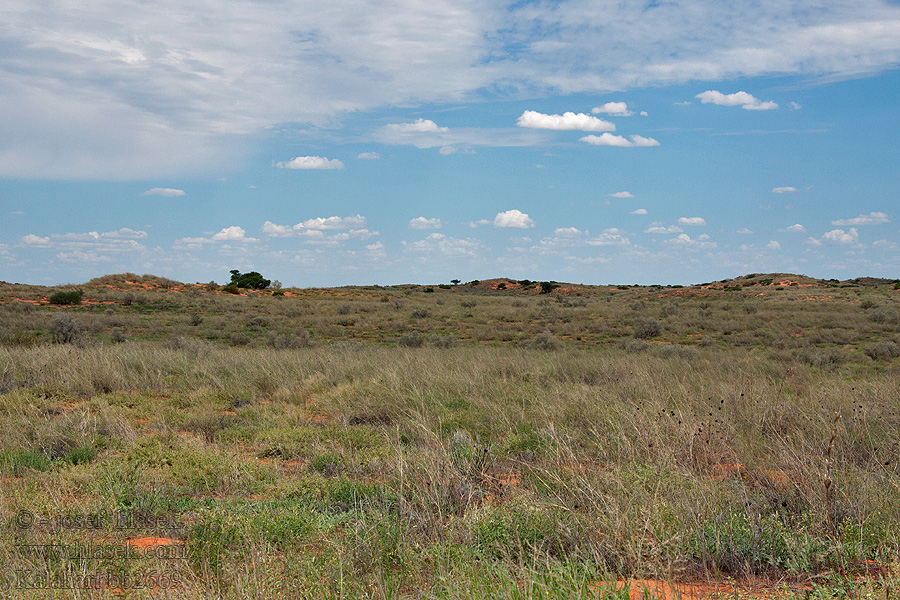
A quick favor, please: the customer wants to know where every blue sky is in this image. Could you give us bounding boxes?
[2,0,899,286]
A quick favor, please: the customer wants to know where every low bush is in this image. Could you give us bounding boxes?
[51,313,82,343]
[634,318,663,339]
[49,290,83,305]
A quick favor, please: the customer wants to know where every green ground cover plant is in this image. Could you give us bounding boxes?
[0,272,897,598]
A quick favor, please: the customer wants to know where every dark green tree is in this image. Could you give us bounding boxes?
[229,270,271,290]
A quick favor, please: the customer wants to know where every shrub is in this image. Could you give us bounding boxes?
[539,281,559,294]
[797,346,846,367]
[870,307,898,325]
[529,330,561,350]
[659,302,680,318]
[49,290,83,305]
[221,283,241,295]
[634,318,663,339]
[863,341,900,361]
[411,308,430,319]
[619,339,650,353]
[189,313,204,326]
[51,314,82,344]
[398,332,425,347]
[429,334,458,348]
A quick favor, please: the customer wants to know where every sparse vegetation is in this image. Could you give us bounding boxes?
[0,272,897,598]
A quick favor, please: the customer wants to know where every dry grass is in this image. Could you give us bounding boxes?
[0,273,898,598]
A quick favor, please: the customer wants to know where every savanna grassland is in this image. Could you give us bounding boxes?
[0,272,899,599]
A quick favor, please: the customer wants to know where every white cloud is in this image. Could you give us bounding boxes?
[409,217,442,230]
[211,226,250,241]
[580,133,660,147]
[630,208,648,215]
[439,146,457,155]
[21,234,51,247]
[386,119,448,133]
[608,191,635,198]
[772,186,797,193]
[403,233,484,257]
[301,215,367,230]
[553,227,582,236]
[644,223,683,234]
[736,228,753,234]
[517,110,615,131]
[493,209,535,228]
[832,212,890,226]
[678,217,707,226]
[143,187,185,197]
[4,1,900,179]
[663,233,717,249]
[357,152,380,160]
[696,90,778,110]
[790,102,802,110]
[767,240,781,250]
[263,215,369,237]
[592,102,633,116]
[586,229,631,246]
[810,228,860,245]
[275,156,344,170]
[780,223,806,232]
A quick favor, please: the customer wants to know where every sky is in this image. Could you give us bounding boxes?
[1,0,899,287]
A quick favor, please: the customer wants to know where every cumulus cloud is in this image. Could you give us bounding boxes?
[832,212,890,226]
[409,217,442,230]
[678,217,707,226]
[663,233,717,249]
[696,90,778,110]
[403,233,484,257]
[492,209,535,228]
[580,133,659,147]
[517,110,615,131]
[211,226,250,241]
[644,223,683,234]
[630,208,648,215]
[553,227,582,236]
[780,223,806,232]
[262,215,369,237]
[608,191,635,198]
[20,228,149,257]
[386,119,448,133]
[276,156,344,170]
[592,102,633,116]
[143,187,185,197]
[736,228,753,234]
[21,234,52,247]
[357,152,380,160]
[767,240,781,250]
[772,186,797,193]
[439,146,457,155]
[809,228,860,245]
[586,229,631,246]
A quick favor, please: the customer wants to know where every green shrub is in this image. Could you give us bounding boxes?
[48,290,83,305]
[221,283,241,294]
[229,269,270,290]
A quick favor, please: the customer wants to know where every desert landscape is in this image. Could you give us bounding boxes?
[0,272,898,598]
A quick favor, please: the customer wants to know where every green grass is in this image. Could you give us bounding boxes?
[0,273,897,598]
